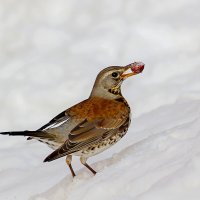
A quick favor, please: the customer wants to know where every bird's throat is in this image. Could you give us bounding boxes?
[108,86,122,96]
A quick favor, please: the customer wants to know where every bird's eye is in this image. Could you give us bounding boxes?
[112,72,119,78]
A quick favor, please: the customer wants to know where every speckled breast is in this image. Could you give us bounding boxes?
[74,115,131,158]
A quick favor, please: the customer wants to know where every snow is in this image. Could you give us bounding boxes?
[0,0,200,199]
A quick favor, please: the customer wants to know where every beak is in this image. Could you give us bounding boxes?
[120,62,145,80]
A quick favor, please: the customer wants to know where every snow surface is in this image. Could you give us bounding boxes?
[0,0,200,200]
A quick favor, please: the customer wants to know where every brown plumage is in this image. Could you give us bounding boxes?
[0,62,144,177]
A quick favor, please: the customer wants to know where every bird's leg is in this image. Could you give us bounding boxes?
[80,156,97,175]
[66,155,76,177]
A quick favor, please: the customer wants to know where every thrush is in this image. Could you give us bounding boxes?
[0,62,144,177]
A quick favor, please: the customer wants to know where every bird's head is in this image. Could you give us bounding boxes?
[90,62,144,99]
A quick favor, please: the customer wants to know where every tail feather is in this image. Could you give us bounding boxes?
[0,130,45,138]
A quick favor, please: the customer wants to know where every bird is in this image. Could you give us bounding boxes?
[0,62,144,177]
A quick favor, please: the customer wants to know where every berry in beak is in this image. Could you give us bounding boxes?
[121,62,145,79]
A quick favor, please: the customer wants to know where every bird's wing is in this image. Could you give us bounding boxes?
[37,99,89,131]
[37,110,70,131]
[44,116,127,162]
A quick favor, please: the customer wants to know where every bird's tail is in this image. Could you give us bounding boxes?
[0,130,46,138]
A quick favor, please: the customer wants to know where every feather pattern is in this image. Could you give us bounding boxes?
[44,97,130,162]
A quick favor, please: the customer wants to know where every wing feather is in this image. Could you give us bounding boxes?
[44,117,126,162]
[43,97,130,162]
[38,110,69,131]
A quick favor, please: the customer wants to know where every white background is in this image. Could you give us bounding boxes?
[0,0,200,199]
